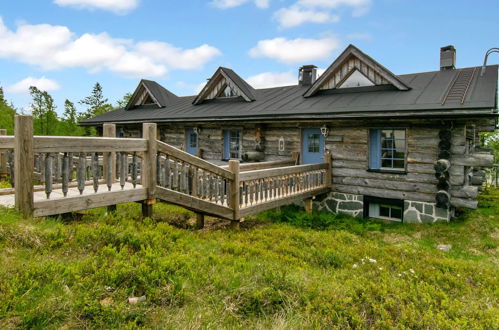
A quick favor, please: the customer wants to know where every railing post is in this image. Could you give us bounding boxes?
[0,129,7,179]
[142,123,157,217]
[14,115,34,217]
[228,160,240,223]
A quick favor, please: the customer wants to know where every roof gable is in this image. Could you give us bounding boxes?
[304,44,410,97]
[193,67,256,105]
[126,79,178,110]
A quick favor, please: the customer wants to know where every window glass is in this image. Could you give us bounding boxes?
[370,202,403,221]
[308,133,320,153]
[373,129,406,170]
[337,70,375,88]
[189,133,197,148]
[219,85,237,98]
[229,130,240,159]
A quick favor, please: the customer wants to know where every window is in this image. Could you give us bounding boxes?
[189,132,197,148]
[224,130,241,159]
[364,196,404,222]
[369,129,406,171]
[369,203,403,221]
[307,133,321,153]
[218,85,237,98]
[338,70,375,88]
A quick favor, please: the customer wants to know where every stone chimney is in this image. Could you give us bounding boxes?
[299,65,317,86]
[440,45,456,70]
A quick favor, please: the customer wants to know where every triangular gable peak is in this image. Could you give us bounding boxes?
[193,67,256,105]
[304,44,410,97]
[125,80,178,110]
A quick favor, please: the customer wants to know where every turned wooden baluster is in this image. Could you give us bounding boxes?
[77,153,85,195]
[106,151,113,191]
[156,153,162,186]
[92,153,99,193]
[131,152,138,188]
[7,150,14,187]
[172,159,178,189]
[62,152,69,197]
[44,153,53,199]
[164,155,170,188]
[119,152,127,190]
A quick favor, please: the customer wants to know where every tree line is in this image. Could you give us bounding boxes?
[0,83,131,136]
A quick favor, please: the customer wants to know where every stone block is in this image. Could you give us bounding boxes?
[435,207,449,220]
[338,201,363,212]
[424,204,433,215]
[420,214,435,224]
[326,199,338,213]
[404,210,420,223]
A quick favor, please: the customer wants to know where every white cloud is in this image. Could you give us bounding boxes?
[54,0,139,14]
[0,18,221,78]
[275,0,371,28]
[211,0,269,9]
[249,37,340,64]
[246,71,297,88]
[274,5,339,28]
[297,0,370,8]
[7,76,60,94]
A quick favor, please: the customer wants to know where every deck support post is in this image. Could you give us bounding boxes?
[195,213,205,229]
[0,129,7,179]
[304,199,313,213]
[142,123,157,217]
[141,202,153,218]
[14,115,34,217]
[228,160,240,227]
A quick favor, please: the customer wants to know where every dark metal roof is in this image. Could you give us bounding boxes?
[82,65,498,125]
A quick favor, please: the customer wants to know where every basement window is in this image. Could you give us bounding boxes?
[364,196,404,222]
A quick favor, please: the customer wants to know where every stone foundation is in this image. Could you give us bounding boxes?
[403,200,450,223]
[315,192,364,218]
[313,192,451,223]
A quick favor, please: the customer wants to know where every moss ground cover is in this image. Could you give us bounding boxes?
[0,190,498,328]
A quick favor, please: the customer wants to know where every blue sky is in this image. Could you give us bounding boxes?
[0,0,497,114]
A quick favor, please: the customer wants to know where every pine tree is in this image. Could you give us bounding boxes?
[80,82,112,118]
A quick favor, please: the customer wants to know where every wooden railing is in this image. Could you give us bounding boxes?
[1,115,332,223]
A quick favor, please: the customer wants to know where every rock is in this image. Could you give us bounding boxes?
[437,244,452,252]
[128,295,146,304]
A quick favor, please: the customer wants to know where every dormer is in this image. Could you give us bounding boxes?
[303,44,410,97]
[125,79,179,110]
[193,67,256,105]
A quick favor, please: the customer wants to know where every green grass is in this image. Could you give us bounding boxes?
[0,190,498,329]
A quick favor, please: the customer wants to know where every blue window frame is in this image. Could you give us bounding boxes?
[369,129,406,170]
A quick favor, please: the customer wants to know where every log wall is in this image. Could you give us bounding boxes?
[119,116,495,209]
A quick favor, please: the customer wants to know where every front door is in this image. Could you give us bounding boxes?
[302,128,324,164]
[186,128,198,155]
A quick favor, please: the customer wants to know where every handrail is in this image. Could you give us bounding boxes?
[33,136,148,153]
[0,136,14,150]
[157,140,234,180]
[239,163,328,181]
[221,159,296,172]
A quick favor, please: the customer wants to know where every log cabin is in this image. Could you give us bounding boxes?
[81,44,498,223]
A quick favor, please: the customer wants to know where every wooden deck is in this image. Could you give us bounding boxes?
[0,116,332,225]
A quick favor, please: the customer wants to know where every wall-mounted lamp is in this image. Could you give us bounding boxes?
[193,127,199,134]
[278,136,285,152]
[320,124,329,137]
